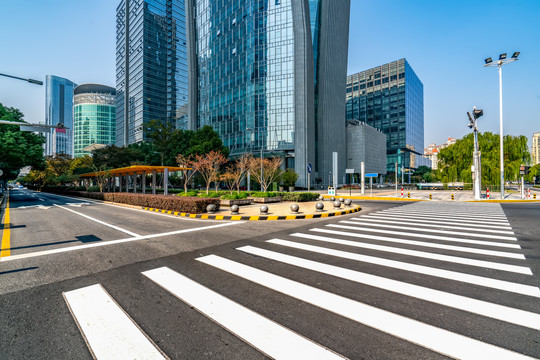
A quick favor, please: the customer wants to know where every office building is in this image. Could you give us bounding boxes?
[45,75,76,157]
[73,84,116,158]
[346,120,387,183]
[532,132,540,166]
[346,59,424,173]
[186,0,351,187]
[116,0,189,147]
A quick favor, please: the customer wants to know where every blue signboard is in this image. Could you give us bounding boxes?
[307,163,312,173]
[365,173,378,178]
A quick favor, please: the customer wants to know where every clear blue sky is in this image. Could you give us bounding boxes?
[1,0,539,148]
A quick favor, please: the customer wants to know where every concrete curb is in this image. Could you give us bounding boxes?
[141,204,362,221]
[466,199,540,203]
[322,195,421,202]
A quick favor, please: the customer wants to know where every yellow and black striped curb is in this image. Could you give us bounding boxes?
[142,205,361,221]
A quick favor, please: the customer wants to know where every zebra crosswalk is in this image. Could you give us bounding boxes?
[63,202,540,359]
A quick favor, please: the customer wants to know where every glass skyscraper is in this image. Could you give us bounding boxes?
[73,84,116,158]
[187,0,350,187]
[346,59,424,172]
[116,0,189,146]
[45,75,76,157]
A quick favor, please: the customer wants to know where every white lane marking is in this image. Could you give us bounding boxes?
[37,205,51,210]
[143,267,345,360]
[37,198,45,201]
[63,284,167,360]
[54,204,141,237]
[360,214,512,229]
[294,232,532,275]
[325,224,520,250]
[350,217,514,235]
[379,210,509,222]
[266,239,540,298]
[0,222,242,262]
[238,245,540,330]
[197,255,535,360]
[338,220,517,241]
[318,224,525,253]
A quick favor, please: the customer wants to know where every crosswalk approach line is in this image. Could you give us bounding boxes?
[326,223,520,249]
[368,212,510,226]
[142,267,346,360]
[319,226,523,259]
[237,245,540,330]
[378,210,509,222]
[197,254,536,360]
[380,206,508,216]
[350,217,514,234]
[63,284,167,360]
[359,214,512,229]
[337,220,517,240]
[295,232,532,275]
[266,239,540,298]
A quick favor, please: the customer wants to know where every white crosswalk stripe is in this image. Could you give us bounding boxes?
[64,202,539,359]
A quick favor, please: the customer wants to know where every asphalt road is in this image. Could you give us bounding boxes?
[1,190,539,359]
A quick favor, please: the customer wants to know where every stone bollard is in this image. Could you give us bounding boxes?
[230,204,239,215]
[339,197,344,203]
[333,201,341,209]
[290,204,299,214]
[344,199,352,207]
[330,196,335,202]
[206,204,216,214]
[260,205,269,215]
[316,202,324,212]
[318,195,324,201]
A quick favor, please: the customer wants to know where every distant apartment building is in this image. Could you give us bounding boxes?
[45,75,76,157]
[346,59,424,173]
[116,0,189,147]
[73,84,116,158]
[424,137,456,169]
[532,132,540,165]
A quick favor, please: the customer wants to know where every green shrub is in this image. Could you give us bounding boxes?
[221,192,248,200]
[281,192,319,202]
[87,186,101,192]
[250,191,277,198]
[281,169,298,187]
[99,193,219,213]
[74,186,86,191]
[178,191,199,197]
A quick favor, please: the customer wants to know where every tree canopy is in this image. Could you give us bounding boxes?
[437,132,531,185]
[0,103,45,180]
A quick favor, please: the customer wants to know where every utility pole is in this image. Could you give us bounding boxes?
[467,107,483,200]
[395,162,398,197]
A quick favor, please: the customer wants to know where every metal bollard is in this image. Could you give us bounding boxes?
[451,194,454,201]
[535,193,537,200]
[429,194,432,200]
[407,192,410,198]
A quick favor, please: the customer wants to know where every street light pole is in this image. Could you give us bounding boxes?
[0,73,43,85]
[484,52,519,199]
[468,107,483,200]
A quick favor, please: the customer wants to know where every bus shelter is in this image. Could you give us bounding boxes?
[79,165,190,195]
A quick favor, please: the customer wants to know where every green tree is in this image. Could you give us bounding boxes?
[437,132,531,186]
[0,103,45,181]
[91,145,146,169]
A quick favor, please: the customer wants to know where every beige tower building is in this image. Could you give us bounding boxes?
[532,132,540,165]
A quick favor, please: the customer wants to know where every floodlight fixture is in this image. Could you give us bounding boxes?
[512,52,520,58]
[499,53,507,60]
[484,57,493,64]
[473,108,483,119]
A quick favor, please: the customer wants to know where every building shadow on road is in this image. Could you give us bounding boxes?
[2,235,102,252]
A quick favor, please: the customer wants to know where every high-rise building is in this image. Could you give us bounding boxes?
[346,59,424,172]
[73,84,117,158]
[45,75,76,157]
[532,132,540,165]
[186,0,350,187]
[116,0,189,147]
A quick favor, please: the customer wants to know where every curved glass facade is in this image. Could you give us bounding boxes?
[74,85,116,158]
[192,0,296,155]
[116,0,188,146]
[45,75,76,157]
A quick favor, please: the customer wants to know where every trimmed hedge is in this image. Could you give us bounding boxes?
[39,189,219,214]
[280,192,319,202]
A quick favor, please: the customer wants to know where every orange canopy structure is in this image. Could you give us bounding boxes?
[79,165,190,178]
